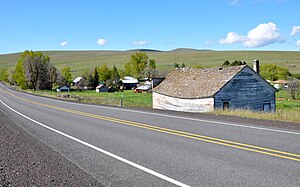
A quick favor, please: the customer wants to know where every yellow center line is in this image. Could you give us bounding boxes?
[1,88,300,162]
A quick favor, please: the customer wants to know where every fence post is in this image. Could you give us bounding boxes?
[120,93,124,106]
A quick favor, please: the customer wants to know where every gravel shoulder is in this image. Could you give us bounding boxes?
[0,107,104,187]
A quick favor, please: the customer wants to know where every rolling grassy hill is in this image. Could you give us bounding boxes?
[1,49,300,76]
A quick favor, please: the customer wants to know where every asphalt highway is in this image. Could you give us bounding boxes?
[0,83,299,186]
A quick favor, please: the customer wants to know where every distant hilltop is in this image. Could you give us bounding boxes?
[170,48,215,52]
[126,48,215,53]
[0,49,299,74]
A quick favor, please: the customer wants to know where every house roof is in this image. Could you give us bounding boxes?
[59,86,70,89]
[122,76,138,84]
[153,66,247,99]
[273,79,288,84]
[96,84,107,89]
[136,81,152,90]
[73,77,83,83]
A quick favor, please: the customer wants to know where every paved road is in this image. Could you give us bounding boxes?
[0,83,299,186]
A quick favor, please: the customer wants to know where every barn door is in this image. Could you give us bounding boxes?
[223,101,229,110]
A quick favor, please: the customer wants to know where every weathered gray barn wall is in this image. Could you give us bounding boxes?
[153,92,214,112]
[214,67,276,112]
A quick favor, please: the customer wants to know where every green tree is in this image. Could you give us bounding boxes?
[61,67,72,86]
[124,62,132,76]
[14,59,26,89]
[125,52,149,79]
[181,63,186,68]
[81,68,93,88]
[231,60,246,66]
[0,68,9,82]
[118,69,125,79]
[146,59,157,79]
[98,64,111,83]
[92,67,99,89]
[174,63,180,68]
[260,64,291,81]
[23,51,51,90]
[16,50,53,90]
[48,63,58,90]
[111,65,120,87]
[7,67,16,85]
[222,60,230,67]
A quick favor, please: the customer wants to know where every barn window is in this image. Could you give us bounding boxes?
[263,102,271,112]
[223,101,229,110]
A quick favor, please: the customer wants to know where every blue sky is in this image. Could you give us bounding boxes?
[1,0,300,54]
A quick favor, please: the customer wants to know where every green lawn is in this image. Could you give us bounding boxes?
[276,90,300,112]
[31,89,153,108]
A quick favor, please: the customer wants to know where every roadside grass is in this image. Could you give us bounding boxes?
[26,89,153,108]
[211,90,300,123]
[212,109,300,124]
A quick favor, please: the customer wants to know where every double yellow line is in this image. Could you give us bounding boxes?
[1,88,300,162]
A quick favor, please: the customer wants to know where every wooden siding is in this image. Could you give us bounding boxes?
[153,92,214,112]
[214,67,276,112]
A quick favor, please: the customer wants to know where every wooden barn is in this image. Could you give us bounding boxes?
[153,62,277,113]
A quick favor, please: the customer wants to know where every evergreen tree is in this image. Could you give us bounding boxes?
[92,67,99,89]
[222,60,230,67]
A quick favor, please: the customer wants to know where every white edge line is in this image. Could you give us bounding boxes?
[5,85,300,136]
[0,99,190,187]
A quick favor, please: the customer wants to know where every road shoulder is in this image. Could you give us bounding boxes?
[0,107,104,187]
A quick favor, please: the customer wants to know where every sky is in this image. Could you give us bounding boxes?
[0,0,300,54]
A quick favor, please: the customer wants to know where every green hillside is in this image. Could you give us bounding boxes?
[1,49,300,75]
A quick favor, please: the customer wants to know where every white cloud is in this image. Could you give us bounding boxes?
[97,38,108,46]
[60,41,68,47]
[219,32,247,44]
[230,0,240,6]
[243,22,281,47]
[290,26,300,36]
[297,40,300,47]
[133,40,147,46]
[219,22,282,48]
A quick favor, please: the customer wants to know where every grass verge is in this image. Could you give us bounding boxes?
[211,108,300,124]
[211,90,300,123]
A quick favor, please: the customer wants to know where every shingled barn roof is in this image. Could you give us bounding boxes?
[153,65,247,99]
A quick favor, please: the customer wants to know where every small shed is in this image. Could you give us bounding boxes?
[57,86,70,92]
[153,64,277,113]
[96,84,109,92]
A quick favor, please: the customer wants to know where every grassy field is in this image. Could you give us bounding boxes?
[1,49,300,76]
[28,89,153,108]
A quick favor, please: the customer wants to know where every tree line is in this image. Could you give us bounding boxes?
[0,50,157,91]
